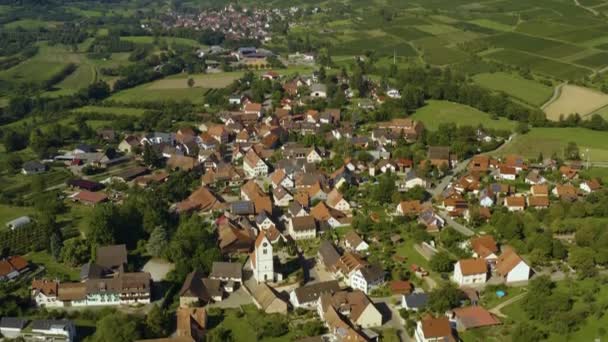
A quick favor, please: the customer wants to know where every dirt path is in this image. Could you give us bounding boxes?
[541,82,566,110]
[573,0,599,15]
[489,293,526,318]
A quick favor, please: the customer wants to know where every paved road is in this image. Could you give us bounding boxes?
[438,211,475,237]
[428,158,470,199]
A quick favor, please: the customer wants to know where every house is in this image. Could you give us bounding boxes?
[525,170,546,185]
[310,83,327,98]
[530,184,549,197]
[396,200,423,216]
[30,320,76,342]
[310,202,348,229]
[118,135,141,154]
[318,241,341,272]
[167,155,198,171]
[552,184,578,201]
[179,271,223,307]
[469,155,491,173]
[402,293,428,311]
[349,264,385,294]
[427,146,451,168]
[418,209,445,232]
[415,316,454,342]
[504,196,525,212]
[177,307,207,341]
[289,280,340,309]
[452,306,501,331]
[0,317,28,339]
[503,154,526,173]
[344,231,369,253]
[243,149,268,178]
[402,170,427,190]
[326,189,351,212]
[498,166,517,181]
[470,235,499,265]
[244,102,263,117]
[72,191,109,205]
[378,118,424,141]
[175,186,224,214]
[31,279,60,307]
[252,283,289,314]
[318,290,383,328]
[389,280,413,296]
[209,262,243,289]
[496,247,530,283]
[386,88,401,99]
[580,179,601,193]
[5,216,32,230]
[270,169,294,189]
[67,179,104,192]
[288,216,317,240]
[0,256,29,281]
[452,258,488,286]
[528,196,550,209]
[559,165,578,180]
[272,186,293,207]
[21,161,47,175]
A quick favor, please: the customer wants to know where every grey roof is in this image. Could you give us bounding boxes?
[95,244,127,270]
[80,262,106,280]
[289,202,305,216]
[22,160,46,171]
[30,319,74,331]
[318,241,340,269]
[255,211,269,224]
[311,83,327,93]
[358,264,385,282]
[210,262,242,280]
[0,317,28,329]
[293,280,340,304]
[404,293,428,308]
[75,143,94,153]
[231,201,255,215]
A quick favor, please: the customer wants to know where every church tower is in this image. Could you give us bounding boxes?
[251,231,274,283]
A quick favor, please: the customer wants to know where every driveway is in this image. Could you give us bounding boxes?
[207,287,253,309]
[438,211,475,237]
[374,296,412,342]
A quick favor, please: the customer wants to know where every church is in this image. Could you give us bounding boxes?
[250,231,280,283]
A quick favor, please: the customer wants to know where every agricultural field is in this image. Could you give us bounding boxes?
[543,84,608,120]
[410,100,517,131]
[149,72,245,90]
[108,86,207,104]
[498,127,608,162]
[72,105,148,116]
[473,72,553,106]
[484,49,591,80]
[120,36,206,48]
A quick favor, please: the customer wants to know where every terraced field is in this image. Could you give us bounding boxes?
[473,72,553,106]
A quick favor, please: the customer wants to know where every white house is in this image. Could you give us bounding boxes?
[415,317,453,342]
[498,166,517,181]
[386,89,401,99]
[310,83,327,98]
[344,231,369,253]
[31,320,76,342]
[403,170,427,190]
[496,247,531,283]
[251,232,275,283]
[452,258,488,286]
[349,264,385,294]
[243,149,268,178]
[580,179,601,193]
[288,216,317,240]
[326,189,351,212]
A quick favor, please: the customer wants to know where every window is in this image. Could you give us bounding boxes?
[263,249,267,255]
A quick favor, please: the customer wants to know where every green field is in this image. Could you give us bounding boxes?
[499,127,608,162]
[108,86,207,103]
[485,49,591,80]
[72,105,148,116]
[473,72,553,106]
[120,36,206,48]
[0,204,35,227]
[410,100,517,131]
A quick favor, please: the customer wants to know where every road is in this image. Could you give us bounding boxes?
[438,211,474,236]
[541,82,566,110]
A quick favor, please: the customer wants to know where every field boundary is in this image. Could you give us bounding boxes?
[541,82,566,110]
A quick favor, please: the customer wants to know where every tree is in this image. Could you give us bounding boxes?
[2,130,27,152]
[515,122,530,134]
[430,251,454,273]
[187,77,195,88]
[145,304,169,338]
[143,143,163,168]
[85,81,111,101]
[60,238,91,266]
[88,204,121,246]
[90,313,141,342]
[511,322,545,342]
[147,226,168,257]
[569,247,597,278]
[5,154,23,173]
[428,282,462,313]
[564,141,580,160]
[207,327,233,342]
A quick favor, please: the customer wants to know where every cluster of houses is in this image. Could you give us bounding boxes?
[0,255,29,281]
[431,154,602,223]
[161,4,276,42]
[31,245,151,308]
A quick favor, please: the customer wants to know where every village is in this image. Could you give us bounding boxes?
[1,61,604,342]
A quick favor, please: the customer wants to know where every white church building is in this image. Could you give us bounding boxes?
[251,232,281,283]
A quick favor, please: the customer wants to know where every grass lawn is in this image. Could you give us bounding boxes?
[26,251,81,281]
[108,86,207,103]
[0,204,35,227]
[72,105,148,116]
[120,36,206,48]
[410,100,517,131]
[498,127,608,162]
[4,19,59,29]
[59,203,94,236]
[209,305,299,342]
[473,72,553,107]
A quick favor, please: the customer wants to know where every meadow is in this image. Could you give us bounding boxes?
[543,84,608,120]
[410,100,517,131]
[473,72,553,107]
[498,127,608,162]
